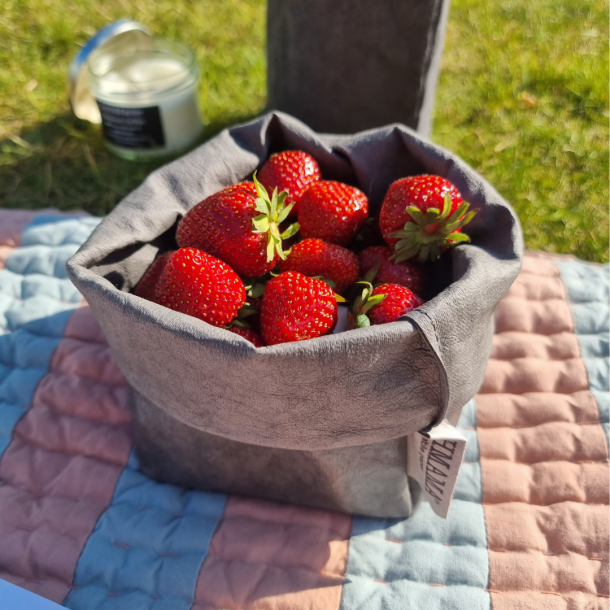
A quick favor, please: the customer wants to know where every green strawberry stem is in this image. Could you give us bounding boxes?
[388,192,476,263]
[310,275,336,289]
[246,282,266,298]
[252,173,300,262]
[361,262,380,285]
[227,302,259,329]
[351,281,386,328]
[230,318,251,329]
[356,314,371,328]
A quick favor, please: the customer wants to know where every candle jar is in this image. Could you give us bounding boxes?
[88,38,203,160]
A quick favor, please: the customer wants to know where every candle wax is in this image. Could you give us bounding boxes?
[94,56,202,156]
[99,58,187,93]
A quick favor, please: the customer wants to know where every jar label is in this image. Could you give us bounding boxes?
[97,101,165,149]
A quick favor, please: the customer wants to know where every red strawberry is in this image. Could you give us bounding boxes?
[350,282,424,328]
[260,271,339,345]
[358,246,425,295]
[379,175,475,262]
[279,238,359,294]
[248,296,262,312]
[368,284,424,325]
[258,151,322,216]
[134,250,174,302]
[227,326,266,347]
[177,177,298,277]
[155,248,246,327]
[298,181,368,246]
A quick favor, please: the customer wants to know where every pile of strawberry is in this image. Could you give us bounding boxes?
[135,151,475,347]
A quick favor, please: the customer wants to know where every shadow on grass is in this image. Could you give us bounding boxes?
[0,110,261,217]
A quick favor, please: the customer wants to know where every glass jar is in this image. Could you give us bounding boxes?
[88,38,203,160]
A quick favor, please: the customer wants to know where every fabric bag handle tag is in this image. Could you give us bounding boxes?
[407,419,467,519]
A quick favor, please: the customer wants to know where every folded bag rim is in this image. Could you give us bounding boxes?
[66,111,523,452]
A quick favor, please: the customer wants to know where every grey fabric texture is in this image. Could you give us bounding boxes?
[266,0,450,137]
[66,111,523,517]
[131,388,419,516]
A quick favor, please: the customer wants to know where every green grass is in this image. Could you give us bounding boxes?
[0,0,267,214]
[0,0,608,261]
[435,0,609,262]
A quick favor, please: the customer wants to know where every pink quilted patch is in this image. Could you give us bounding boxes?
[0,209,90,250]
[491,331,581,361]
[480,357,589,395]
[0,210,36,248]
[0,307,131,603]
[494,297,574,335]
[193,496,352,610]
[0,245,13,270]
[64,305,108,345]
[51,338,126,387]
[476,391,602,428]
[478,252,609,610]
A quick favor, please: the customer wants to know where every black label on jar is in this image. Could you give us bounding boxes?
[97,101,165,149]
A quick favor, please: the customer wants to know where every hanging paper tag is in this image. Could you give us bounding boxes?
[407,419,467,519]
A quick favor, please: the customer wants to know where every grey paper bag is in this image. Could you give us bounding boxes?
[66,112,523,518]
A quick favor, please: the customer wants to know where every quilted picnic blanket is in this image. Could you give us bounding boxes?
[0,209,608,610]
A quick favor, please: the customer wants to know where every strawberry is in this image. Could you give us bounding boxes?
[279,238,359,294]
[155,248,246,327]
[298,181,368,246]
[358,246,425,295]
[350,282,424,328]
[258,150,322,216]
[368,284,424,325]
[260,271,339,345]
[134,250,174,302]
[379,175,475,262]
[176,176,299,277]
[227,326,266,347]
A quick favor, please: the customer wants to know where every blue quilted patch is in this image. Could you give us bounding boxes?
[2,212,605,610]
[64,451,227,610]
[7,245,82,280]
[20,215,101,248]
[556,260,610,444]
[0,216,98,461]
[340,399,490,610]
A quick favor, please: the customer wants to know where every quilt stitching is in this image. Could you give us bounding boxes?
[478,254,609,608]
[0,215,607,610]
